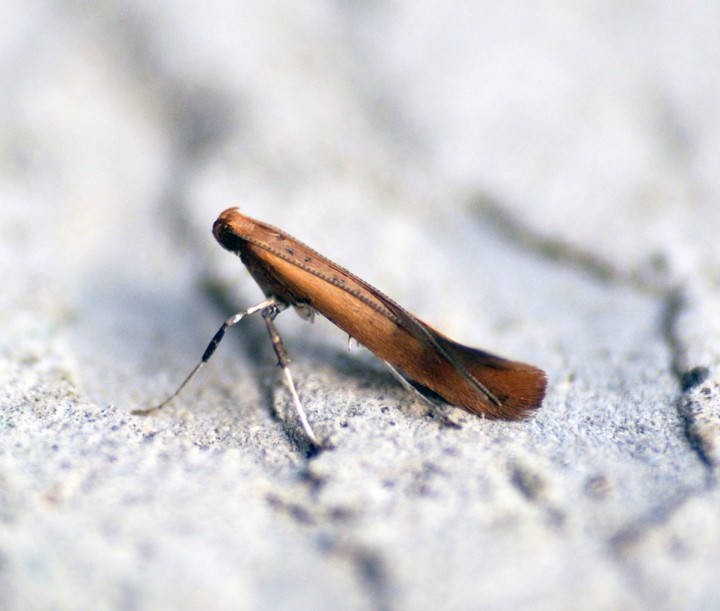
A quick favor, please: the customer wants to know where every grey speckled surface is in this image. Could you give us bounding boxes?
[2,2,720,610]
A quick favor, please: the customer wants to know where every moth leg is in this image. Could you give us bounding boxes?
[133,297,279,415]
[262,304,321,447]
[383,361,461,429]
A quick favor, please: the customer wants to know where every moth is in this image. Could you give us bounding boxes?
[134,208,546,446]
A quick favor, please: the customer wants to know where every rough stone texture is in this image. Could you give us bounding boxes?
[2,2,719,610]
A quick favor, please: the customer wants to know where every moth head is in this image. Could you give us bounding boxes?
[213,207,253,251]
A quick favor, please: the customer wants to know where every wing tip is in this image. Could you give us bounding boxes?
[459,359,547,420]
[486,363,547,420]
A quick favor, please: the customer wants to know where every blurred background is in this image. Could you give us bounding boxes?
[2,2,720,609]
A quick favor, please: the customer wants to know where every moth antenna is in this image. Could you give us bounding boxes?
[132,297,278,416]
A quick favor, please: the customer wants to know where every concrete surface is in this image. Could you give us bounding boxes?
[2,2,719,610]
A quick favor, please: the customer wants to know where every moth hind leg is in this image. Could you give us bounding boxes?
[383,362,461,429]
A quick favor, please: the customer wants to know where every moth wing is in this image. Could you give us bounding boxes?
[380,300,546,418]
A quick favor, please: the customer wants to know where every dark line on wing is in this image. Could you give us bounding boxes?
[409,321,502,406]
[241,232,406,325]
[241,220,502,407]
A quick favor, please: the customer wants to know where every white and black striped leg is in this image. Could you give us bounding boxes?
[262,303,321,447]
[133,297,279,415]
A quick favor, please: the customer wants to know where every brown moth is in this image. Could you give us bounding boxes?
[135,208,546,445]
